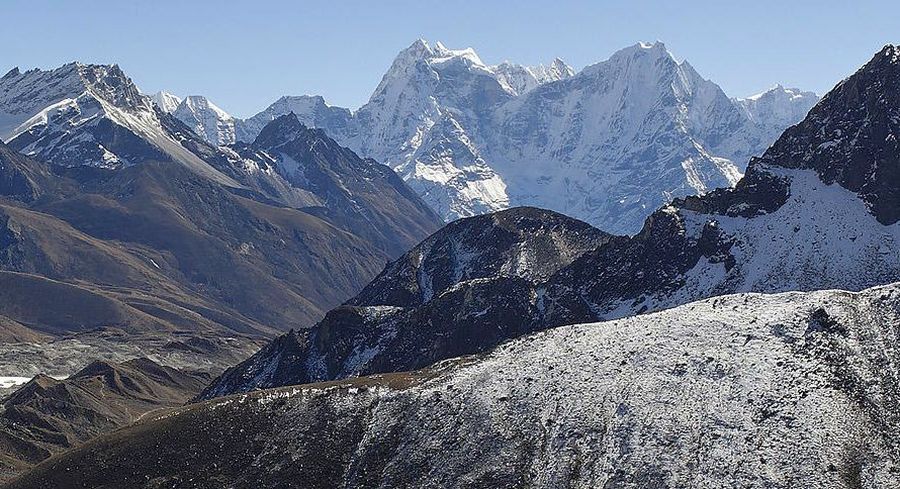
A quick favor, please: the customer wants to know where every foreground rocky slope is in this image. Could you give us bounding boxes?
[15,283,900,488]
[0,358,207,480]
[202,45,900,399]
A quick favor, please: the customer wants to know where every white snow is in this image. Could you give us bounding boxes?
[0,376,32,389]
[637,166,900,313]
[735,85,820,146]
[172,95,236,146]
[236,40,815,234]
[0,62,240,187]
[150,91,182,113]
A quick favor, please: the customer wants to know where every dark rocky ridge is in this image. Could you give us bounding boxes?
[351,206,612,307]
[198,207,612,399]
[201,45,900,400]
[244,113,443,257]
[755,44,900,224]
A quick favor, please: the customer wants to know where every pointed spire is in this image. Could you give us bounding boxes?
[400,38,433,60]
[1,67,20,80]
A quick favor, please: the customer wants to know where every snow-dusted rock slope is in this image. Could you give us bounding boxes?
[16,284,900,488]
[0,63,238,186]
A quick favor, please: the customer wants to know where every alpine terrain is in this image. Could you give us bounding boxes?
[0,358,209,480]
[0,57,443,482]
[0,55,442,469]
[224,40,818,234]
[0,22,894,489]
[14,284,900,488]
[200,45,900,400]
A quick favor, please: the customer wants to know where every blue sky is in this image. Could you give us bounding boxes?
[2,0,896,117]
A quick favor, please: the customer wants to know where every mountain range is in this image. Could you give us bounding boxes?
[18,283,900,488]
[0,62,441,255]
[0,62,442,388]
[0,56,446,482]
[154,40,819,234]
[14,45,897,489]
[0,40,896,488]
[199,44,900,402]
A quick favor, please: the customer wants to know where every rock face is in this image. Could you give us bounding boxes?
[15,284,900,488]
[200,45,900,400]
[233,113,443,257]
[198,207,613,399]
[750,45,900,225]
[237,40,817,234]
[0,358,208,481]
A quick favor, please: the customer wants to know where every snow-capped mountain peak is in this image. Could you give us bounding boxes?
[0,61,149,141]
[490,57,575,96]
[367,39,438,99]
[587,41,685,81]
[613,40,671,60]
[200,45,900,405]
[405,38,433,58]
[150,91,182,113]
[735,85,820,148]
[234,40,819,234]
[235,94,353,145]
[0,62,238,185]
[432,41,485,65]
[172,95,236,146]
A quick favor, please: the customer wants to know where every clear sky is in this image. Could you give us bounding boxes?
[2,0,896,117]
